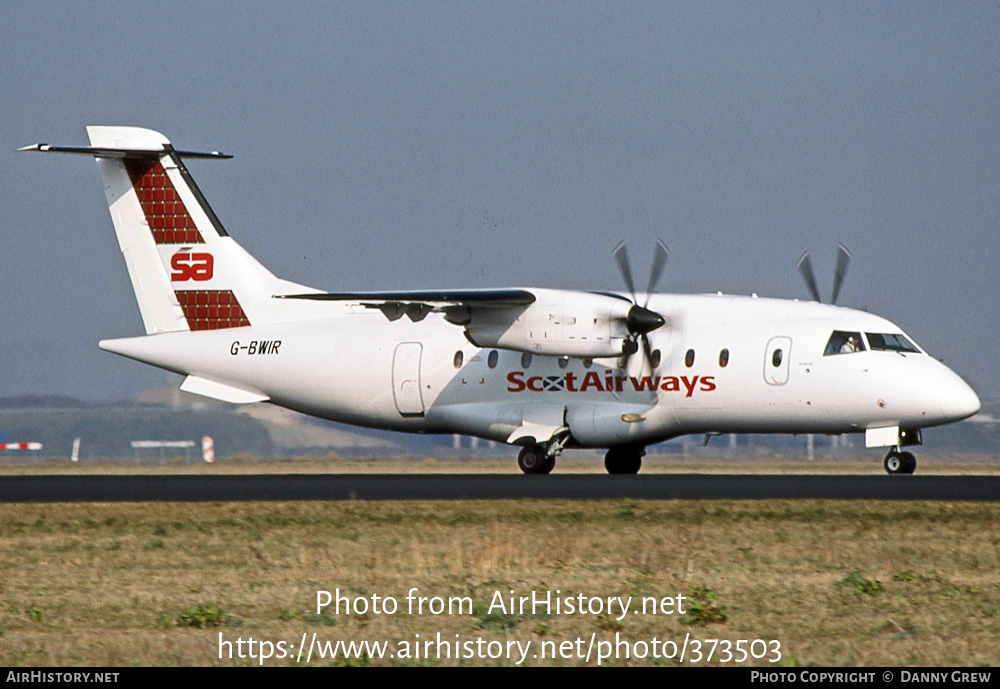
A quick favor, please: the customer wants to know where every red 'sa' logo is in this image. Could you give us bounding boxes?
[170,252,214,282]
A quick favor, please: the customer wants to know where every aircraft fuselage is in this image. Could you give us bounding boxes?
[100,291,979,449]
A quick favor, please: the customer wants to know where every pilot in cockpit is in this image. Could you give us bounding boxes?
[840,335,861,353]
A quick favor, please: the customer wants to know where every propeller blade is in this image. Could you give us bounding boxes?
[641,334,659,370]
[796,250,822,302]
[643,239,670,307]
[613,240,638,303]
[830,243,851,305]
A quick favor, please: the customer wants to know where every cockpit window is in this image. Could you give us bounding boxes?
[824,331,865,356]
[866,333,920,354]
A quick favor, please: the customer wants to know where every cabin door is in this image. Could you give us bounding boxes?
[392,342,425,416]
[764,336,792,386]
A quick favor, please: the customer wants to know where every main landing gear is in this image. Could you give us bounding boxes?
[884,447,917,475]
[605,446,644,475]
[516,442,646,475]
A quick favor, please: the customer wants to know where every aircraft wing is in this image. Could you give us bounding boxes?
[275,286,656,358]
[275,288,536,323]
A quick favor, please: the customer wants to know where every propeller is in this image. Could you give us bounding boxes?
[613,239,669,367]
[797,243,851,304]
[830,243,851,305]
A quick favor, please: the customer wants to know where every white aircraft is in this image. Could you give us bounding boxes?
[22,126,981,475]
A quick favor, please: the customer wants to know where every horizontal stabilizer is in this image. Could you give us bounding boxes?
[179,375,269,404]
[20,126,230,160]
[18,144,231,160]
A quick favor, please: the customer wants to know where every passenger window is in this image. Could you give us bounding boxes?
[772,349,783,367]
[521,352,533,368]
[685,349,695,367]
[488,350,498,369]
[582,358,593,369]
[453,351,464,369]
[824,331,865,356]
[650,349,662,368]
[558,357,569,369]
[719,349,729,368]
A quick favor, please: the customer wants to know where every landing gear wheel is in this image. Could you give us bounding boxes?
[605,447,643,475]
[518,446,550,475]
[884,450,917,475]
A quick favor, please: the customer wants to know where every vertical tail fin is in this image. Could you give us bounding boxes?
[23,126,313,334]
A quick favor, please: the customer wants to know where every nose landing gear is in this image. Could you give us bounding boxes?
[517,434,568,474]
[884,448,917,475]
[517,445,555,474]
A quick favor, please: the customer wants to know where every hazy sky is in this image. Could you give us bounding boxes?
[2,2,998,401]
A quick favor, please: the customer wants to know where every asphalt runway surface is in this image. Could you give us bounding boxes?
[0,474,998,502]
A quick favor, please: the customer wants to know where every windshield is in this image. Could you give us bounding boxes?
[865,333,921,354]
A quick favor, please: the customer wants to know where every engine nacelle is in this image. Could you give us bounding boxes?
[463,289,633,357]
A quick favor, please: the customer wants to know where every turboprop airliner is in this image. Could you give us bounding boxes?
[21,126,981,474]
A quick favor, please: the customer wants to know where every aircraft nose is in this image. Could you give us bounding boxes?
[939,370,981,422]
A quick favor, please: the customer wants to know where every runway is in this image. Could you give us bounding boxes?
[0,474,998,502]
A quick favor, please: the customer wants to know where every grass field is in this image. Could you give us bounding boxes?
[1,493,998,666]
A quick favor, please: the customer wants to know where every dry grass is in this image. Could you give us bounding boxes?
[1,499,998,666]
